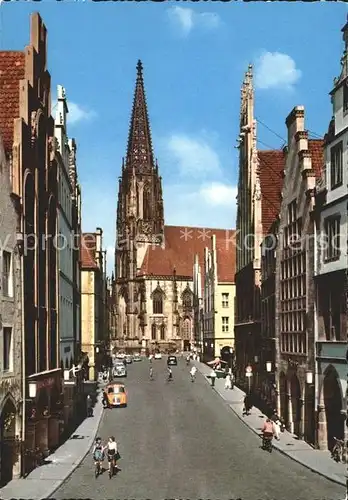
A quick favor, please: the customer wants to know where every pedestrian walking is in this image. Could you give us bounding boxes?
[224,373,232,390]
[102,390,108,408]
[243,394,252,416]
[86,394,93,417]
[210,369,216,387]
[273,419,280,440]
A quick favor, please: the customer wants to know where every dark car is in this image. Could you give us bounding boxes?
[167,355,177,366]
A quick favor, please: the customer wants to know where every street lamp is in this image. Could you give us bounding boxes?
[28,381,37,399]
[306,371,313,385]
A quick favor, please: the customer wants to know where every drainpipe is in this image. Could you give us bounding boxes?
[19,218,26,477]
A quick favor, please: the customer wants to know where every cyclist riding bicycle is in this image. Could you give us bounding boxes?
[106,436,118,474]
[93,437,104,464]
[167,367,173,381]
[149,366,154,379]
[190,365,197,382]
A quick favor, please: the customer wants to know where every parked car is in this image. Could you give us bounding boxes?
[125,355,133,364]
[167,355,177,366]
[116,352,125,359]
[133,353,141,362]
[112,362,127,377]
[154,352,162,359]
[105,383,127,408]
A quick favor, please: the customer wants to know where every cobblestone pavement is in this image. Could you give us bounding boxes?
[53,357,344,500]
[194,360,347,487]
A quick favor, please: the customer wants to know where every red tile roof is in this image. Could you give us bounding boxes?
[138,225,236,282]
[258,150,285,235]
[0,51,25,154]
[81,233,98,270]
[308,139,324,178]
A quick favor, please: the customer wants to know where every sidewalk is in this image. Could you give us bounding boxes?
[194,360,347,487]
[0,391,104,500]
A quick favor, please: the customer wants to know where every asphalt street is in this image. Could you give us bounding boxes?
[54,357,344,500]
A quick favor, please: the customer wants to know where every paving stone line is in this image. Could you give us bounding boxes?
[194,360,347,488]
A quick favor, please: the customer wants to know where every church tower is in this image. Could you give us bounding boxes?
[115,60,164,340]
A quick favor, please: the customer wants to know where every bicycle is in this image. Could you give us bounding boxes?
[93,451,104,478]
[108,456,116,478]
[261,433,273,453]
[95,459,102,478]
[190,373,196,382]
[331,437,344,462]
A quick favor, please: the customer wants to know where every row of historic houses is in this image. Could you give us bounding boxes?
[235,19,347,452]
[0,13,112,486]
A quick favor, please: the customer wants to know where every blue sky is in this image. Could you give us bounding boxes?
[1,2,347,273]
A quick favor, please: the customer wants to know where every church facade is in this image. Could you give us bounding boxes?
[113,61,235,354]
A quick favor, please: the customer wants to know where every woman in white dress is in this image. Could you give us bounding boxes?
[105,436,119,473]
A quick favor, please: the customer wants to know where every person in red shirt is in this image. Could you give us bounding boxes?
[262,418,275,437]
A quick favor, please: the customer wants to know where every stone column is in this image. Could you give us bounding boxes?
[13,413,22,479]
[299,398,305,439]
[317,404,328,450]
[340,409,347,463]
[276,374,281,416]
[287,379,293,433]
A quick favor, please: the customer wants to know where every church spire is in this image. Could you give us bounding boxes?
[126,60,154,172]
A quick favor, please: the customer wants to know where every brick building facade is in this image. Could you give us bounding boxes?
[0,134,23,485]
[234,66,285,398]
[0,13,61,474]
[276,106,323,444]
[313,18,348,452]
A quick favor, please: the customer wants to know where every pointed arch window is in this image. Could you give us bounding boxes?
[143,185,151,220]
[160,324,165,340]
[182,318,191,340]
[136,183,140,216]
[151,324,156,340]
[182,289,192,309]
[153,290,163,314]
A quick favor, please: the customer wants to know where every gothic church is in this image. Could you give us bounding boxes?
[114,61,234,353]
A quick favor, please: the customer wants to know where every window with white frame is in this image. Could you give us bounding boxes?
[324,215,340,261]
[222,293,229,308]
[222,317,229,333]
[330,142,343,189]
[2,251,13,297]
[3,327,13,371]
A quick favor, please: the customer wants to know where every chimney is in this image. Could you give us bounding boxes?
[285,106,305,147]
[95,227,103,254]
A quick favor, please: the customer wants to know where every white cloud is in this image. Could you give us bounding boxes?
[159,131,236,227]
[199,182,237,206]
[164,182,237,229]
[165,133,221,178]
[168,7,220,36]
[68,102,96,125]
[254,51,301,90]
